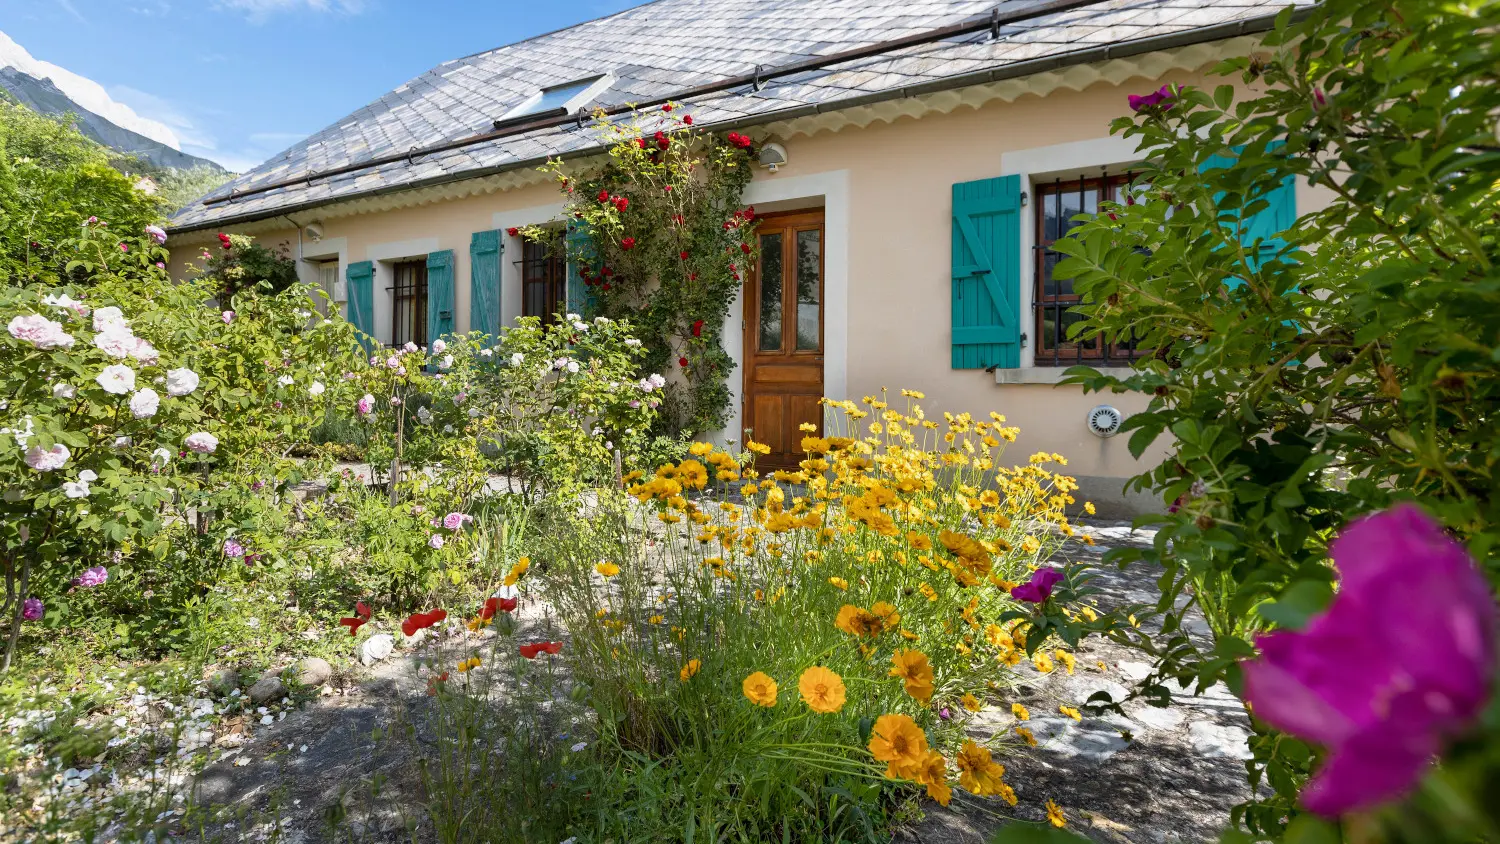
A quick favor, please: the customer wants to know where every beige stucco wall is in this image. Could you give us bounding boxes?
[172,61,1330,517]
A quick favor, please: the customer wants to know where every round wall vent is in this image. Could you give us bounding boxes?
[1086,405,1124,438]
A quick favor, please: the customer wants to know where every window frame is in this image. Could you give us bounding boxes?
[518,239,568,328]
[390,259,429,349]
[1032,172,1143,367]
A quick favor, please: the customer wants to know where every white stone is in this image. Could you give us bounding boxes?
[1187,721,1253,760]
[1131,706,1186,731]
[1118,661,1153,681]
[359,634,394,665]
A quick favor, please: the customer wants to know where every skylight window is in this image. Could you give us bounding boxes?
[496,75,612,128]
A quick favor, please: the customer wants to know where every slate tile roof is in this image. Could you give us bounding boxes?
[170,0,1311,231]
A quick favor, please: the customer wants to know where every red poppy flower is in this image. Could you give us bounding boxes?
[507,227,519,236]
[679,251,690,260]
[621,237,636,250]
[679,356,689,368]
[426,671,449,696]
[401,608,447,637]
[683,115,693,125]
[598,189,611,202]
[520,640,564,659]
[614,196,630,212]
[338,601,372,636]
[480,596,518,620]
[691,319,704,337]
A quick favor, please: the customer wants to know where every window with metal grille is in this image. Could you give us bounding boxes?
[1034,172,1144,366]
[390,259,428,348]
[519,240,567,327]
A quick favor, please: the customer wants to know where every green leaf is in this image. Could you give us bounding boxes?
[1254,580,1333,630]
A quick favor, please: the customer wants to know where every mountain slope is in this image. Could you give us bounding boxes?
[0,67,224,173]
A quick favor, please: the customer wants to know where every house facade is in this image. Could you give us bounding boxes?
[167,0,1323,516]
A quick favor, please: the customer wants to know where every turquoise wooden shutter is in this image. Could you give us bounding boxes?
[951,175,1022,370]
[1201,145,1296,274]
[565,224,597,317]
[470,231,502,337]
[346,261,375,351]
[426,250,455,345]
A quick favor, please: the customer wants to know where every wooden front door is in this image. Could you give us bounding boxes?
[743,210,825,469]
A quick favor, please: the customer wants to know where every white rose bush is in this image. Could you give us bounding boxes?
[0,221,366,670]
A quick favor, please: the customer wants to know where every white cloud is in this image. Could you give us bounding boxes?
[0,30,183,149]
[108,87,307,172]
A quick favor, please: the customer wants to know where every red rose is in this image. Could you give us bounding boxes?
[740,242,751,254]
[621,237,636,250]
[664,185,673,192]
[679,251,689,260]
[614,196,629,212]
[602,283,612,291]
[601,267,614,278]
[506,227,519,237]
[634,137,647,150]
[658,138,670,150]
[662,104,673,112]
[683,115,693,125]
[691,319,704,337]
[679,356,689,368]
[745,206,756,220]
[598,189,611,202]
[689,273,698,281]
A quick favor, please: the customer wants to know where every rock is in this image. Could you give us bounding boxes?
[359,633,394,666]
[293,657,331,688]
[1117,660,1153,682]
[248,674,286,705]
[1187,721,1253,760]
[402,628,427,648]
[1131,706,1186,731]
[203,667,240,698]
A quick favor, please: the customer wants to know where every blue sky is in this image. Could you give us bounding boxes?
[0,0,649,171]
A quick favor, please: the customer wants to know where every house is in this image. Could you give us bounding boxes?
[166,0,1323,515]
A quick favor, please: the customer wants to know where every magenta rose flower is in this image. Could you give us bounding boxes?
[1128,83,1178,112]
[21,597,43,621]
[1241,505,1495,816]
[1011,567,1064,604]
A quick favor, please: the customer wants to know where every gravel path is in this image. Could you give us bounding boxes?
[908,522,1255,844]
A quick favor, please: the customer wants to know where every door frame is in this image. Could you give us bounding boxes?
[742,209,826,465]
[713,170,850,449]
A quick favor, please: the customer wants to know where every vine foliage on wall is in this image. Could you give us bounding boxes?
[519,106,759,438]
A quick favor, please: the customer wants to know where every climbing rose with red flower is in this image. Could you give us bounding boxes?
[679,250,690,261]
[613,196,630,212]
[691,319,704,337]
[401,608,447,637]
[506,227,519,236]
[338,601,373,636]
[683,114,693,125]
[519,641,564,659]
[621,237,636,250]
[662,103,673,112]
[597,189,611,202]
[726,132,752,149]
[218,233,232,250]
[679,356,689,368]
